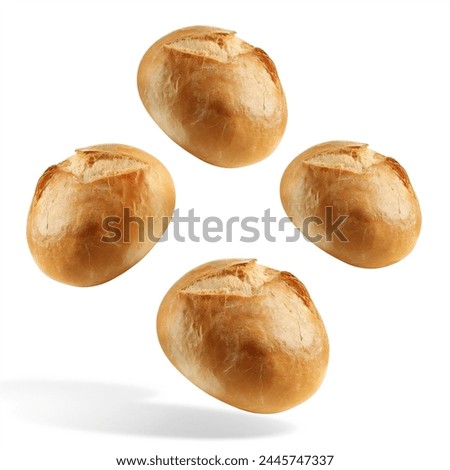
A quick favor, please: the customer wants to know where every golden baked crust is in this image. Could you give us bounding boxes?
[280,141,422,268]
[157,259,329,413]
[27,144,175,286]
[138,26,287,168]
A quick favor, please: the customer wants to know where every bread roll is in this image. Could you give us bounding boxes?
[157,259,329,413]
[280,141,421,268]
[27,144,175,287]
[137,26,287,168]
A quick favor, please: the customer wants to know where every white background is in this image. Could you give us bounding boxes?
[1,0,449,469]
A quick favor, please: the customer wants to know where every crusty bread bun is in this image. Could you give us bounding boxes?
[157,259,329,413]
[137,26,287,168]
[27,144,175,287]
[280,141,421,268]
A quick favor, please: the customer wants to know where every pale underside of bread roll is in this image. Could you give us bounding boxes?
[157,259,329,413]
[137,26,287,168]
[27,144,175,286]
[280,141,421,268]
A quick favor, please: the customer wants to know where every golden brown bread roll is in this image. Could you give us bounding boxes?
[280,141,421,268]
[137,26,287,168]
[27,144,175,287]
[157,259,329,413]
